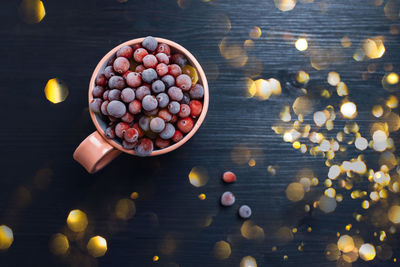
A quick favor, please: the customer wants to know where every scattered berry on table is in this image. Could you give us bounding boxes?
[221,192,235,206]
[222,171,236,183]
[238,205,252,219]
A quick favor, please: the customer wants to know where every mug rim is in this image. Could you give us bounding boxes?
[88,37,209,156]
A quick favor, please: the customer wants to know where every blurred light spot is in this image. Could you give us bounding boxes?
[248,159,256,167]
[293,96,313,115]
[244,39,255,50]
[325,243,340,261]
[386,95,398,108]
[336,82,348,96]
[341,36,352,48]
[240,256,257,267]
[280,106,291,122]
[243,57,263,78]
[198,193,206,200]
[115,198,136,220]
[231,145,251,165]
[363,37,385,59]
[241,221,264,240]
[296,70,310,84]
[340,102,357,119]
[283,255,288,260]
[382,73,400,92]
[130,192,139,199]
[338,235,354,253]
[268,165,277,175]
[276,226,294,243]
[313,111,327,126]
[295,38,308,51]
[377,244,393,260]
[359,244,376,261]
[19,0,46,24]
[325,188,336,198]
[327,72,340,86]
[254,79,272,100]
[384,0,400,20]
[372,105,384,117]
[300,177,311,192]
[67,210,88,232]
[246,78,256,98]
[177,0,190,9]
[388,205,400,223]
[286,182,304,202]
[274,0,296,11]
[153,255,159,262]
[319,195,337,213]
[87,236,107,257]
[0,225,13,250]
[188,166,209,187]
[249,26,262,39]
[44,78,69,104]
[362,200,370,209]
[355,137,368,151]
[50,233,69,255]
[213,241,231,259]
[269,78,282,95]
[158,234,176,255]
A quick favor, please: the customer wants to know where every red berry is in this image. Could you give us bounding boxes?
[135,138,154,157]
[121,112,134,123]
[95,74,107,86]
[101,100,109,115]
[156,53,169,64]
[128,99,142,114]
[171,130,183,143]
[143,54,158,68]
[158,109,172,122]
[222,171,236,183]
[156,63,168,76]
[122,140,138,150]
[117,45,134,59]
[135,64,146,73]
[126,72,142,88]
[134,48,148,63]
[176,74,192,91]
[155,137,170,149]
[177,117,194,133]
[156,43,171,56]
[92,86,105,98]
[113,57,130,74]
[133,44,142,50]
[178,104,191,118]
[103,90,109,100]
[189,100,202,118]
[124,128,139,143]
[168,64,182,77]
[105,126,116,139]
[123,70,132,79]
[220,191,235,206]
[172,53,187,67]
[115,122,130,138]
[132,123,144,138]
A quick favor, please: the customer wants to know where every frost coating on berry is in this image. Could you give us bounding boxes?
[142,36,158,52]
[168,86,183,101]
[113,57,130,74]
[159,123,175,139]
[142,95,158,111]
[156,93,169,108]
[142,68,158,83]
[93,86,105,98]
[124,128,139,143]
[108,89,121,101]
[189,84,204,99]
[150,117,165,133]
[135,86,151,101]
[176,74,192,91]
[105,126,116,139]
[156,53,169,64]
[168,101,180,114]
[238,205,252,219]
[126,72,142,88]
[139,116,151,131]
[151,80,165,93]
[121,88,135,103]
[116,45,133,59]
[128,99,141,114]
[178,104,191,118]
[115,122,130,138]
[107,100,126,118]
[135,138,154,157]
[104,66,115,79]
[143,54,158,69]
[172,53,188,67]
[161,75,175,87]
[89,98,102,113]
[121,112,134,123]
[108,76,126,89]
[101,100,109,115]
[221,191,235,206]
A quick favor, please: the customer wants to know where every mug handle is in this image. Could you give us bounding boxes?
[73,131,121,173]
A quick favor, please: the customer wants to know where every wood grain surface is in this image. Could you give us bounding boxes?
[0,0,399,266]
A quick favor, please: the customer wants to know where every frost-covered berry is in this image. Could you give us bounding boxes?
[150,117,165,133]
[189,84,204,99]
[113,57,130,74]
[168,101,180,114]
[176,74,192,91]
[128,99,142,114]
[222,171,236,183]
[156,43,171,56]
[143,54,158,69]
[158,109,172,122]
[161,75,175,88]
[238,205,252,219]
[108,76,126,89]
[159,123,175,139]
[104,66,115,79]
[221,191,235,206]
[89,98,102,113]
[135,138,154,157]
[142,68,158,83]
[103,90,109,100]
[126,72,142,88]
[168,86,183,101]
[151,80,165,93]
[142,95,158,111]
[116,45,133,59]
[121,88,135,103]
[135,86,151,101]
[134,48,148,63]
[107,100,126,118]
[177,117,194,133]
[139,116,151,131]
[124,128,139,143]
[178,104,191,118]
[171,130,183,143]
[156,63,168,76]
[122,140,137,150]
[105,126,116,139]
[142,36,158,52]
[95,74,107,86]
[108,89,121,101]
[135,64,146,73]
[132,123,144,138]
[156,93,169,108]
[172,53,187,67]
[121,112,134,123]
[168,64,182,77]
[93,86,105,98]
[115,122,130,138]
[156,53,169,65]
[155,137,170,149]
[101,100,109,115]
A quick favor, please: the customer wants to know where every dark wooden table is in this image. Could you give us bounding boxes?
[1,0,399,266]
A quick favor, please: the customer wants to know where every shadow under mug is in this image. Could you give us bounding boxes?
[73,37,209,173]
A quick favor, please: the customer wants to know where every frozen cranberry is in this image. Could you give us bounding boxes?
[128,99,142,114]
[113,57,130,74]
[89,98,102,113]
[107,100,126,118]
[143,54,158,68]
[104,66,115,79]
[101,100,109,115]
[189,100,202,118]
[170,114,178,123]
[142,68,158,83]
[135,86,151,101]
[177,117,194,133]
[133,43,141,50]
[162,75,175,87]
[121,112,134,123]
[221,191,235,206]
[108,89,121,101]
[123,70,132,79]
[168,64,182,77]
[159,123,175,139]
[168,101,180,114]
[156,92,169,108]
[108,55,116,66]
[142,95,158,111]
[222,171,236,183]
[150,117,165,133]
[105,126,116,139]
[126,72,142,88]
[135,64,146,73]
[168,86,183,101]
[156,53,169,64]
[135,138,154,157]
[115,122,130,138]
[238,205,252,219]
[108,76,126,89]
[176,74,192,91]
[158,109,172,122]
[155,137,170,149]
[178,104,191,118]
[108,115,118,122]
[122,140,137,150]
[142,36,158,52]
[116,45,133,59]
[103,90,109,100]
[156,43,171,56]
[124,128,139,143]
[121,88,135,103]
[139,116,151,131]
[172,53,187,67]
[171,130,183,143]
[132,122,144,138]
[134,48,148,63]
[156,63,168,76]
[151,80,165,93]
[92,86,105,98]
[95,74,107,86]
[189,84,204,99]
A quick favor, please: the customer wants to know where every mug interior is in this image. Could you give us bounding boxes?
[89,38,209,156]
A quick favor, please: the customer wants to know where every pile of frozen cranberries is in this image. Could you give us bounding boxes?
[89,36,204,156]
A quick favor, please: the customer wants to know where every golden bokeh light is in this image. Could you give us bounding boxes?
[336,82,349,96]
[244,39,255,50]
[231,145,251,165]
[293,96,313,115]
[87,236,107,257]
[319,195,337,213]
[355,137,368,151]
[153,255,159,262]
[372,105,384,117]
[188,166,209,187]
[325,243,341,261]
[67,209,88,232]
[240,256,257,267]
[384,0,400,20]
[295,38,308,51]
[276,226,294,243]
[268,78,282,95]
[130,192,139,199]
[286,182,304,202]
[254,79,272,100]
[115,198,136,220]
[296,70,310,84]
[213,241,231,259]
[337,235,355,253]
[340,102,357,119]
[388,205,400,223]
[275,0,297,12]
[0,225,14,250]
[327,72,340,86]
[341,36,352,48]
[249,26,262,39]
[241,221,265,240]
[50,233,69,255]
[386,95,399,109]
[382,73,400,92]
[19,0,46,24]
[359,243,376,261]
[363,36,385,59]
[44,78,69,104]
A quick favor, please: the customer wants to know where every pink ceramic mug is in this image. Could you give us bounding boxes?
[73,37,209,173]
